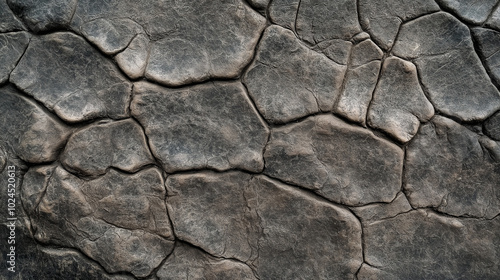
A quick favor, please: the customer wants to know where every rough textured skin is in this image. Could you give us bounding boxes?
[166,172,362,279]
[264,114,403,206]
[2,1,500,279]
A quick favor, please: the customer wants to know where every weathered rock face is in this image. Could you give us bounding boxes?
[244,25,346,123]
[264,114,403,206]
[166,171,362,279]
[10,32,131,123]
[131,81,269,173]
[22,165,174,277]
[3,1,500,279]
[362,210,500,279]
[393,12,500,122]
[61,119,154,176]
[405,116,500,219]
[71,0,265,87]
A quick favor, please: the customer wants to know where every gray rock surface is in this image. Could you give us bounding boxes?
[22,165,174,277]
[436,0,497,24]
[71,0,265,87]
[359,0,440,50]
[131,81,269,173]
[486,5,500,30]
[312,39,352,65]
[485,111,500,140]
[363,210,500,279]
[367,57,434,142]
[6,0,77,33]
[244,25,346,123]
[268,0,300,31]
[61,119,154,176]
[0,85,71,163]
[351,193,413,224]
[115,34,150,79]
[0,31,29,84]
[472,27,500,87]
[157,243,257,280]
[10,32,131,123]
[0,0,25,32]
[393,12,500,122]
[264,114,403,206]
[405,116,500,218]
[166,171,362,279]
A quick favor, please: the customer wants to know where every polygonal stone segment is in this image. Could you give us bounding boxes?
[405,116,500,218]
[334,61,381,126]
[312,39,352,65]
[367,57,434,143]
[0,85,71,163]
[116,33,150,79]
[436,0,497,25]
[351,193,412,224]
[166,171,363,279]
[157,243,257,280]
[244,25,346,124]
[80,18,143,55]
[485,111,500,141]
[364,210,500,279]
[23,165,175,278]
[264,114,403,206]
[350,39,383,68]
[131,81,269,173]
[268,0,301,31]
[72,0,265,87]
[486,5,500,31]
[0,31,30,84]
[6,0,77,33]
[61,119,155,176]
[393,12,474,59]
[472,27,500,87]
[0,0,25,32]
[358,0,440,50]
[295,0,361,44]
[9,32,131,123]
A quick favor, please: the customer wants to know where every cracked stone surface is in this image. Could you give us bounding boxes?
[363,210,500,279]
[61,119,154,176]
[367,57,435,142]
[131,81,268,173]
[157,243,257,280]
[406,116,500,219]
[244,25,346,123]
[2,1,500,279]
[22,165,174,277]
[393,12,500,122]
[166,171,362,279]
[10,32,132,123]
[264,114,403,206]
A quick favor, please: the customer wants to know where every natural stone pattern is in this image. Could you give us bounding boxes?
[363,210,500,279]
[312,39,352,65]
[0,0,25,32]
[0,31,29,84]
[80,18,143,55]
[472,27,500,86]
[405,116,500,219]
[10,32,131,123]
[247,0,269,10]
[71,0,265,87]
[436,0,497,24]
[6,0,77,33]
[244,26,346,123]
[367,57,434,143]
[115,34,150,79]
[485,111,500,140]
[61,119,154,176]
[334,39,383,125]
[157,243,257,280]
[131,81,269,173]
[393,12,500,122]
[166,172,362,279]
[268,0,300,31]
[486,5,500,30]
[351,193,412,224]
[264,114,403,206]
[22,165,174,278]
[295,0,361,44]
[359,0,440,50]
[0,85,71,163]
